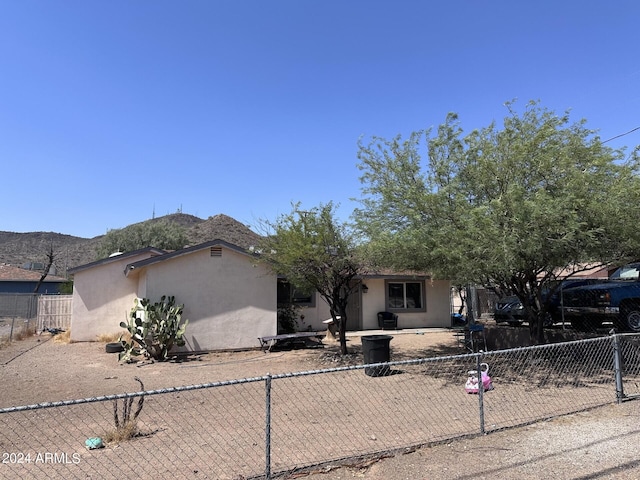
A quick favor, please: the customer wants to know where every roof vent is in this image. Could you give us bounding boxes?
[210,247,222,257]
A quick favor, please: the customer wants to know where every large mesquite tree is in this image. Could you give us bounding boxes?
[257,203,363,354]
[356,101,640,343]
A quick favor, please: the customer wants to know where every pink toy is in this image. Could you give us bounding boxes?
[465,363,494,394]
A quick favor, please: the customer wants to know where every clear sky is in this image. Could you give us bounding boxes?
[2,1,639,238]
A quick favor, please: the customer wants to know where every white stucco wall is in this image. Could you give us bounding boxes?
[138,247,276,351]
[70,255,147,342]
[361,278,451,330]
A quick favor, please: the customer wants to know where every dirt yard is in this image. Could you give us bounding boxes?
[1,329,639,479]
[0,329,462,406]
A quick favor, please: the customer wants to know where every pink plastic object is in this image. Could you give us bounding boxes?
[465,363,494,394]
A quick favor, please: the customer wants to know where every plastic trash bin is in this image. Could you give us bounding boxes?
[361,335,393,377]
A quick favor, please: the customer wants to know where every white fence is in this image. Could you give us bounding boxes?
[36,295,72,332]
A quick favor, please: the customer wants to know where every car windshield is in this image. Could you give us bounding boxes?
[610,263,640,281]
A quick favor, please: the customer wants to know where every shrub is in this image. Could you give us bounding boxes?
[119,295,189,362]
[277,303,301,334]
[53,330,72,344]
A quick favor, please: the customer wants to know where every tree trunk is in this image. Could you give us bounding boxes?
[456,286,466,315]
[337,305,349,355]
[33,245,55,294]
[528,311,545,345]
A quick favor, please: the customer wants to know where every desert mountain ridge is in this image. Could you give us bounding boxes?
[0,213,261,277]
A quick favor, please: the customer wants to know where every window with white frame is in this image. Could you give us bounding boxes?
[386,281,424,311]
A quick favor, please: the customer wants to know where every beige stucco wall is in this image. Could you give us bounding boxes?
[296,300,332,331]
[70,254,147,342]
[137,247,276,351]
[361,278,451,330]
[283,278,452,332]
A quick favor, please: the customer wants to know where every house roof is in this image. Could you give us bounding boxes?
[67,247,168,275]
[0,264,67,282]
[124,239,254,277]
[360,268,432,280]
[548,263,613,280]
[66,214,262,277]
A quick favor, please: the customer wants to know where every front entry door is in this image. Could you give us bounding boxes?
[345,281,362,331]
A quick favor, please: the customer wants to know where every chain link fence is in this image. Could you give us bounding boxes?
[0,294,38,320]
[0,294,72,342]
[1,334,639,479]
[0,294,38,342]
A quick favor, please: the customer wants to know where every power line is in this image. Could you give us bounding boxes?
[603,126,640,144]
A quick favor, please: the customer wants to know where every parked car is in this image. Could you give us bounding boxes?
[494,295,526,325]
[494,279,603,327]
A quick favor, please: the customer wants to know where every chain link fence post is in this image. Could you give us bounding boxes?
[10,294,19,341]
[265,373,272,479]
[476,353,486,434]
[612,334,624,403]
[9,316,16,342]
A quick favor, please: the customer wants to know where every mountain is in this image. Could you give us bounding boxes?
[0,213,262,277]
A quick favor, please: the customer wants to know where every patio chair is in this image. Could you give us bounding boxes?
[377,311,398,330]
[460,322,487,352]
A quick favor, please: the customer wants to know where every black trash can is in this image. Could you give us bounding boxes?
[361,335,393,377]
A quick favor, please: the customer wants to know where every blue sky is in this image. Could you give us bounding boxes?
[2,1,639,238]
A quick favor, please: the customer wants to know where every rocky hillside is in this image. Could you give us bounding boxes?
[0,213,261,277]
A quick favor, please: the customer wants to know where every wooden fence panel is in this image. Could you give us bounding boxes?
[37,295,72,332]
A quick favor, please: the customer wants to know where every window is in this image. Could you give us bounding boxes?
[277,280,315,307]
[387,281,424,311]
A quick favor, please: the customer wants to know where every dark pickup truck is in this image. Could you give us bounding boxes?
[562,263,640,332]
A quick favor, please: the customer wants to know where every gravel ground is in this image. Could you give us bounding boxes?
[303,401,640,479]
[1,330,639,479]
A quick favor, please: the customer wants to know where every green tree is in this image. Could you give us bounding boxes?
[257,203,363,354]
[58,280,74,294]
[356,101,640,343]
[96,220,188,259]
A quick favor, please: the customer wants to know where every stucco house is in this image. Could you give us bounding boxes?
[352,272,451,330]
[68,241,276,351]
[287,271,451,332]
[68,215,452,351]
[68,247,166,342]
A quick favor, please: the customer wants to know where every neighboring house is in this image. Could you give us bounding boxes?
[551,263,612,280]
[67,215,452,351]
[0,264,68,294]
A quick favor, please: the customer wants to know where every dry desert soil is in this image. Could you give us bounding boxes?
[1,329,640,479]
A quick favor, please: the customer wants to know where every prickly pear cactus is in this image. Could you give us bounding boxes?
[119,295,189,362]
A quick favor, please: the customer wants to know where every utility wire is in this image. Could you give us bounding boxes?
[603,126,640,144]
